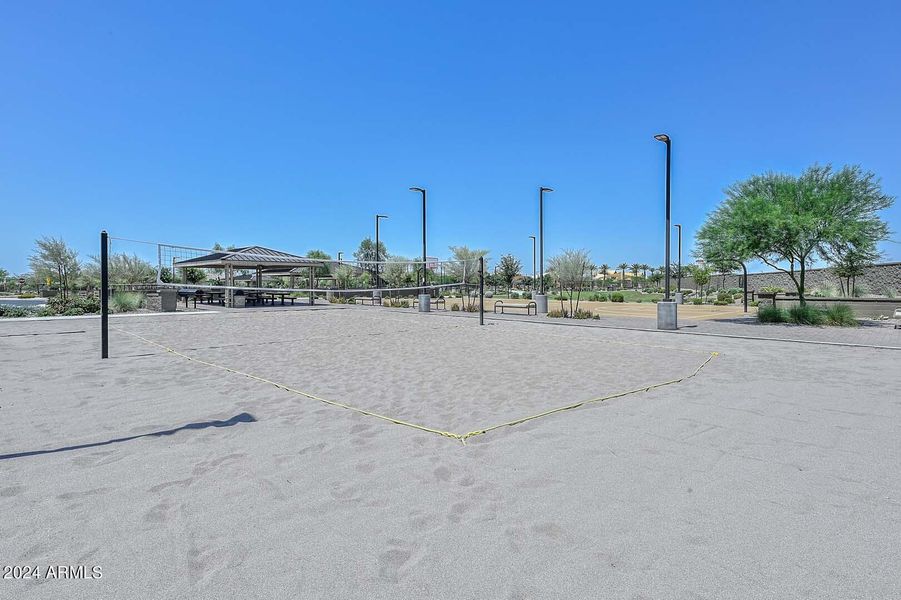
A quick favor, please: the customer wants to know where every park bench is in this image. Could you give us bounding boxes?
[412,296,446,310]
[494,300,537,315]
[354,296,382,306]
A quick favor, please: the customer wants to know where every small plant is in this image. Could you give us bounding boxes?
[760,286,784,294]
[713,300,729,306]
[692,298,704,305]
[547,309,566,318]
[636,298,643,303]
[597,294,608,302]
[450,303,460,311]
[385,298,410,308]
[610,292,624,303]
[757,305,787,323]
[572,308,593,319]
[824,304,857,327]
[787,304,826,325]
[592,314,600,320]
[17,292,37,299]
[749,300,760,307]
[110,292,144,313]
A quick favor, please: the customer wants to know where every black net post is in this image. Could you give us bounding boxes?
[100,230,109,359]
[479,256,484,326]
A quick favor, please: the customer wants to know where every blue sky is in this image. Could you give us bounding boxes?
[2,1,899,274]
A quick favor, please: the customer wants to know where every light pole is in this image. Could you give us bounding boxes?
[410,187,427,287]
[538,187,553,295]
[673,224,682,293]
[654,134,672,300]
[529,235,536,291]
[494,264,498,295]
[337,251,343,262]
[375,214,388,289]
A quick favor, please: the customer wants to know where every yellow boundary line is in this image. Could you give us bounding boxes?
[113,326,718,444]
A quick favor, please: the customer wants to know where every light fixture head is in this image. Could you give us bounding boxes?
[540,187,554,193]
[409,187,425,193]
[654,133,670,143]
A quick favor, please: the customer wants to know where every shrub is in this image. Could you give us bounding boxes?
[385,298,410,308]
[597,294,608,302]
[110,292,144,313]
[727,288,742,295]
[572,308,593,319]
[610,292,624,303]
[824,304,857,327]
[749,300,760,307]
[692,298,704,305]
[451,303,460,311]
[547,309,566,318]
[465,303,480,312]
[786,304,826,325]
[592,314,600,320]
[760,286,783,294]
[713,300,729,306]
[0,305,37,318]
[716,291,731,303]
[46,296,101,316]
[63,307,86,316]
[757,305,787,323]
[522,291,532,299]
[17,292,37,299]
[636,298,643,303]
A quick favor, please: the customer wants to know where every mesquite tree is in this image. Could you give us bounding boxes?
[696,165,892,303]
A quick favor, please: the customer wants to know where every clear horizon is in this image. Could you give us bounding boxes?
[2,1,899,275]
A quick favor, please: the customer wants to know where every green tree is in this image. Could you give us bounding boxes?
[306,249,333,278]
[29,237,80,300]
[548,249,592,316]
[598,263,610,288]
[448,245,489,308]
[696,164,893,303]
[0,267,8,292]
[616,263,628,289]
[688,264,712,298]
[498,254,522,293]
[630,263,642,288]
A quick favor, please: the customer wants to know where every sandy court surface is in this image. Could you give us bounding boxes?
[1,307,900,599]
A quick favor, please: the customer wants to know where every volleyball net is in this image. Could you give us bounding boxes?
[104,234,484,301]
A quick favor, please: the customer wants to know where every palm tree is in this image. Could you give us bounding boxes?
[640,263,650,281]
[617,262,628,290]
[599,263,609,288]
[630,263,641,289]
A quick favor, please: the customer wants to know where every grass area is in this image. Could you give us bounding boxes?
[552,290,664,303]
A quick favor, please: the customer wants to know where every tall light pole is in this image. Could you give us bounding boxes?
[654,134,672,300]
[673,224,682,293]
[409,187,427,287]
[539,187,553,294]
[375,214,388,289]
[337,251,343,262]
[528,235,536,291]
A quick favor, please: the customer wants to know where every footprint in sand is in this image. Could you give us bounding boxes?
[0,485,25,497]
[377,539,423,583]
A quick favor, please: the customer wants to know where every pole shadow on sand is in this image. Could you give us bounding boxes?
[0,412,256,461]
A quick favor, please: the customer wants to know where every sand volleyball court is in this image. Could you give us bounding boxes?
[2,306,899,599]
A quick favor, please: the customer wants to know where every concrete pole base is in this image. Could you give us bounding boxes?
[534,293,549,314]
[159,288,177,312]
[418,294,430,312]
[657,299,678,330]
[674,292,684,305]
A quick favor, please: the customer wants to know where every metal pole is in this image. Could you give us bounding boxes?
[374,215,380,289]
[100,230,109,359]
[741,261,748,313]
[479,256,484,326]
[529,235,536,291]
[665,140,671,300]
[539,190,544,294]
[422,189,427,287]
[538,187,553,294]
[675,224,682,293]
